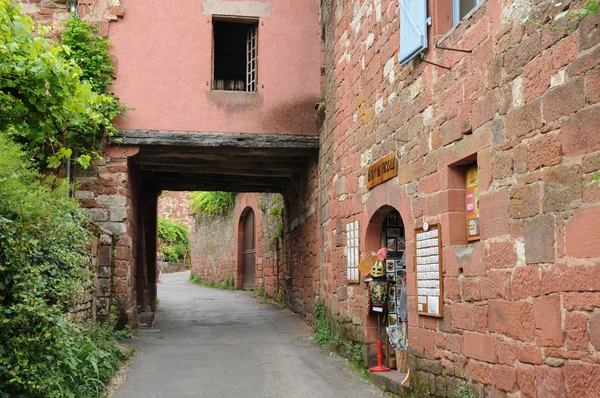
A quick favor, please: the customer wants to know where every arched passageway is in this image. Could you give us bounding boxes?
[364,205,407,369]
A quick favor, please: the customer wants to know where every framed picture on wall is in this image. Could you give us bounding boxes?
[386,260,395,272]
[387,228,401,237]
[388,314,398,326]
[386,272,395,281]
[388,300,396,313]
[394,258,405,270]
[387,238,397,252]
[397,237,406,251]
[387,213,398,226]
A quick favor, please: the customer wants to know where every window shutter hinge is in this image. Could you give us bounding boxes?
[427,17,432,26]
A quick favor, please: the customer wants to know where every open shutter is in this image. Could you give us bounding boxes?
[398,0,428,66]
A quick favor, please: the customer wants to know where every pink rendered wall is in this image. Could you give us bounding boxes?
[109,0,321,136]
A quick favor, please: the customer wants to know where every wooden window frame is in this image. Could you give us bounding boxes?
[346,220,360,283]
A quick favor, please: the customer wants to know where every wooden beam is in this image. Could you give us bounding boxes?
[140,164,299,177]
[112,130,319,149]
[135,157,305,170]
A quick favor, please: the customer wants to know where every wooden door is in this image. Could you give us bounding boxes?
[242,209,256,290]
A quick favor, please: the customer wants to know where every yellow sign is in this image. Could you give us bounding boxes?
[465,166,480,241]
[367,153,398,189]
[358,253,376,277]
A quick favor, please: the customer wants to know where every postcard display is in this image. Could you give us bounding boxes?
[414,224,443,317]
[384,211,406,327]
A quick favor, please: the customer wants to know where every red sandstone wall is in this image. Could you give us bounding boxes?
[191,193,285,296]
[157,191,194,234]
[319,0,600,396]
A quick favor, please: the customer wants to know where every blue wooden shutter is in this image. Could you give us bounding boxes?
[398,0,428,66]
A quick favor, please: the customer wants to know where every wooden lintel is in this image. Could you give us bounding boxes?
[112,130,320,150]
[140,164,298,177]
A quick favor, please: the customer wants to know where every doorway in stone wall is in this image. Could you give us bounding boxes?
[365,205,406,369]
[241,208,256,290]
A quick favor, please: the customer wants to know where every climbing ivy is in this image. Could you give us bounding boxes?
[189,191,236,217]
[0,2,126,170]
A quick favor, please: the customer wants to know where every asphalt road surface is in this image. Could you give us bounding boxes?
[113,271,387,398]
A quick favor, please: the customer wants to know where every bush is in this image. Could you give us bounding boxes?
[0,135,125,397]
[189,191,235,216]
[157,217,190,262]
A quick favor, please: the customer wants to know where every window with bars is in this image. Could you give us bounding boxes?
[212,19,258,92]
[346,221,359,283]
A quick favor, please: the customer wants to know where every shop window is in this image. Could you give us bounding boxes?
[212,19,258,92]
[453,0,484,26]
[346,221,359,283]
[381,210,406,327]
[465,164,480,241]
[398,0,428,66]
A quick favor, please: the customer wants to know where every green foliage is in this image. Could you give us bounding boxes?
[454,384,483,398]
[555,0,599,21]
[157,217,190,262]
[61,15,116,93]
[189,191,235,217]
[162,245,178,263]
[0,2,126,169]
[313,299,333,345]
[189,273,235,290]
[0,135,126,397]
[588,173,600,187]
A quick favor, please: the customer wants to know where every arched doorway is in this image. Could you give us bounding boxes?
[364,205,407,369]
[241,209,256,290]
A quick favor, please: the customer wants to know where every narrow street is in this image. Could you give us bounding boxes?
[114,271,386,398]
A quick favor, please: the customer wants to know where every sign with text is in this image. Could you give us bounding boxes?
[465,166,480,241]
[414,224,443,318]
[367,153,398,189]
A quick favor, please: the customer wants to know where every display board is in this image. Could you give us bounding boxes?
[465,166,480,241]
[414,223,443,317]
[385,210,406,327]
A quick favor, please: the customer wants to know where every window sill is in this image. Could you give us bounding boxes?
[206,90,263,107]
[437,1,486,46]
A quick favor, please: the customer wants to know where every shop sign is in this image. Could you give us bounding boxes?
[465,166,480,241]
[367,153,398,189]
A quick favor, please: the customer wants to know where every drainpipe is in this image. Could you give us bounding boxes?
[66,157,72,198]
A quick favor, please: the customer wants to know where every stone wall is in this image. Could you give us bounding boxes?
[318,0,600,396]
[157,191,194,233]
[191,201,236,284]
[191,193,287,297]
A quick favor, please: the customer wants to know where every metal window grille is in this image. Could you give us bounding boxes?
[246,25,258,92]
[346,221,360,283]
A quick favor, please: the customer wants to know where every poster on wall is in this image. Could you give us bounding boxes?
[465,166,480,241]
[414,223,443,318]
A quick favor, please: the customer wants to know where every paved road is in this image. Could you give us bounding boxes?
[114,271,386,398]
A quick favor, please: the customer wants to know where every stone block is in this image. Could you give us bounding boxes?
[533,295,564,347]
[491,364,517,392]
[479,189,510,240]
[102,222,127,236]
[560,104,600,157]
[566,207,600,258]
[97,194,127,208]
[542,183,577,213]
[110,207,127,222]
[466,360,492,385]
[510,266,541,300]
[85,208,108,222]
[565,312,590,351]
[523,56,551,101]
[98,246,112,266]
[463,331,496,363]
[524,214,554,264]
[517,364,536,398]
[487,241,517,269]
[488,300,535,341]
[589,312,600,350]
[505,98,542,139]
[564,362,600,398]
[509,184,540,219]
[527,134,562,171]
[542,76,585,122]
